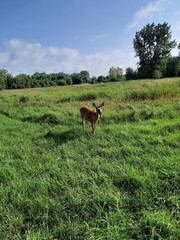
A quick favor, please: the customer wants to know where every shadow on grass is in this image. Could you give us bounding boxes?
[23,113,60,125]
[0,110,10,118]
[44,129,80,145]
[113,175,141,195]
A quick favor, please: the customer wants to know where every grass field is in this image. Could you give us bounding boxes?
[0,78,180,239]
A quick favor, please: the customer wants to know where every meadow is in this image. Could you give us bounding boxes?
[0,78,179,239]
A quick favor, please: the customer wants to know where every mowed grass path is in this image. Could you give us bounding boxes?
[0,78,180,239]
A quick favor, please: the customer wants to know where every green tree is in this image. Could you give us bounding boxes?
[0,69,8,89]
[109,67,125,81]
[125,67,138,80]
[64,74,72,85]
[89,76,97,84]
[6,72,14,89]
[0,69,13,89]
[80,70,90,83]
[14,74,32,88]
[71,73,82,85]
[109,67,117,80]
[175,60,180,76]
[97,75,105,83]
[134,22,177,78]
[178,43,180,55]
[165,57,180,77]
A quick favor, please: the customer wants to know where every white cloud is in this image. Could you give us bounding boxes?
[127,0,171,31]
[0,39,136,77]
[78,50,137,76]
[0,52,9,65]
[0,39,81,75]
[171,21,180,56]
[48,46,79,58]
[89,34,106,42]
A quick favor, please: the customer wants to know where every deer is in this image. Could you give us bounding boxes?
[80,102,104,135]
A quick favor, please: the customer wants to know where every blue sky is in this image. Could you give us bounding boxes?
[0,0,180,77]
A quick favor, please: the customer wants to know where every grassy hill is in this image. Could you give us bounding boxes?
[0,78,179,239]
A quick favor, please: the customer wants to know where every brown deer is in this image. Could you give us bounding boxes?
[80,102,104,135]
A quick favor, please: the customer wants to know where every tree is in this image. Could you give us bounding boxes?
[64,74,72,85]
[71,73,82,85]
[89,76,97,84]
[109,67,117,80]
[14,74,32,88]
[178,43,180,55]
[80,70,90,83]
[0,70,7,89]
[134,22,177,78]
[175,60,180,76]
[165,57,180,77]
[108,67,125,81]
[0,69,13,89]
[97,75,105,83]
[125,67,138,80]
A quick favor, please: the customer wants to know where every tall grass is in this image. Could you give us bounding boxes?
[0,78,180,239]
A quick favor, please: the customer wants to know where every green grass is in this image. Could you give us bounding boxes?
[0,78,180,239]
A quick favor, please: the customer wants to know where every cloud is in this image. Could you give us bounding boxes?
[89,34,106,42]
[48,46,79,58]
[0,39,80,75]
[78,50,136,76]
[127,0,171,31]
[171,21,180,56]
[0,39,136,77]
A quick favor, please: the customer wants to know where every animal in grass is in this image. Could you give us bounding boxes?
[80,102,105,135]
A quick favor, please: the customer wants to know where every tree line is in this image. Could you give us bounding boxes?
[0,22,180,90]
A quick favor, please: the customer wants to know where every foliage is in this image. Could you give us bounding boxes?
[89,76,97,84]
[80,70,90,83]
[97,75,105,83]
[178,43,180,55]
[134,22,177,78]
[125,67,138,80]
[175,60,180,76]
[58,80,67,86]
[0,70,6,90]
[0,69,13,90]
[165,56,180,77]
[0,78,179,239]
[108,67,125,81]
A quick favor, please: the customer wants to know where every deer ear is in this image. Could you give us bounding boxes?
[93,103,96,108]
[100,102,104,107]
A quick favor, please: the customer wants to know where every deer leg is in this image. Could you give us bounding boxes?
[82,119,85,132]
[92,123,96,135]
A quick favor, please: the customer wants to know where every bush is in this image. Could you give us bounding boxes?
[19,95,30,103]
[152,70,162,79]
[58,80,67,86]
[49,81,57,86]
[77,93,97,101]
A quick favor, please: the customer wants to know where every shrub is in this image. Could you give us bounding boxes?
[77,93,97,101]
[152,70,162,79]
[58,80,67,86]
[19,95,30,103]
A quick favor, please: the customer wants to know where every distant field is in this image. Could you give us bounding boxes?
[0,78,180,239]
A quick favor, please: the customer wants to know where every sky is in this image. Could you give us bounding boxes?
[0,0,180,77]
